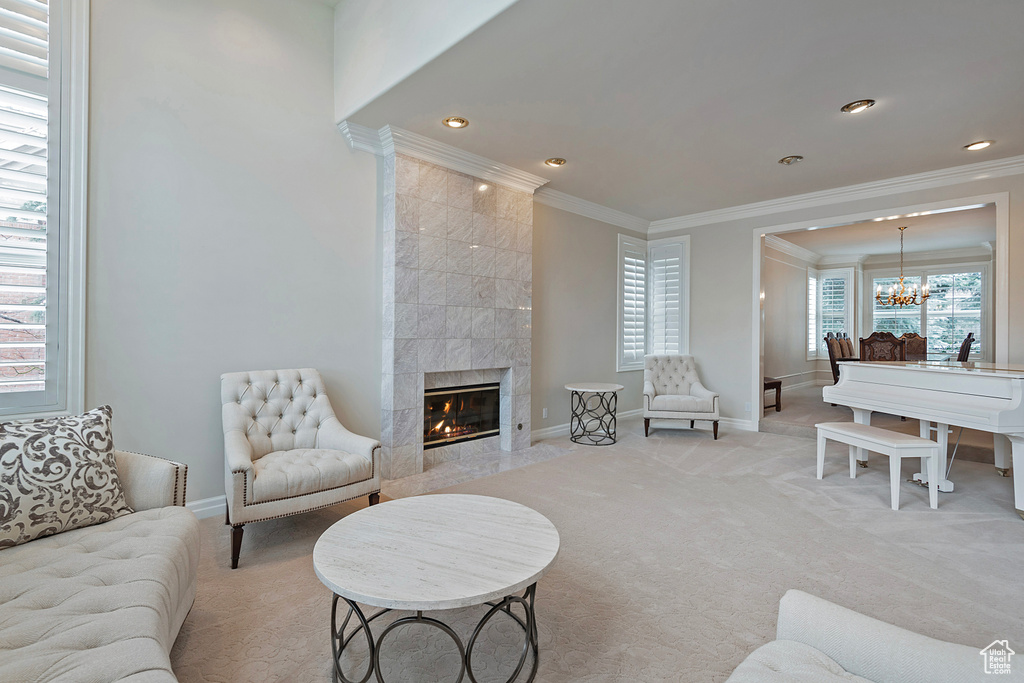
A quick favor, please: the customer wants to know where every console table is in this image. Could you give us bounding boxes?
[313,494,560,683]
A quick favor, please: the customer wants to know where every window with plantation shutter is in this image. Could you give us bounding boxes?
[617,234,690,372]
[819,271,851,350]
[807,267,853,358]
[806,269,817,359]
[0,0,86,417]
[649,240,687,355]
[617,235,647,371]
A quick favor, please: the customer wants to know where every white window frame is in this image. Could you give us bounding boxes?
[817,267,854,357]
[806,268,818,361]
[807,267,854,359]
[647,235,690,357]
[617,234,648,372]
[616,234,690,372]
[0,1,88,420]
[867,261,990,361]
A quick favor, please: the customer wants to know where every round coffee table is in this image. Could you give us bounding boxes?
[313,494,560,683]
[564,382,624,445]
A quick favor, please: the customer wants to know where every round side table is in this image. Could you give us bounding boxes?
[564,383,624,446]
[313,494,560,683]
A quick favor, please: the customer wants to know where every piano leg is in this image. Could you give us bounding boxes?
[994,434,1011,477]
[914,421,954,492]
[852,409,870,467]
[1009,436,1024,521]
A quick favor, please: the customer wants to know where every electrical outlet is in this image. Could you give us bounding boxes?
[542,407,548,419]
[744,402,752,413]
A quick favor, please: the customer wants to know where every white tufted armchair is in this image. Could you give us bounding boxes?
[643,355,720,439]
[221,368,380,568]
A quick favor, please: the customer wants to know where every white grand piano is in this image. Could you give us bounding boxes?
[823,360,1024,520]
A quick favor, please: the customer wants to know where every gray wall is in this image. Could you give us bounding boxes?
[762,246,817,387]
[532,204,646,429]
[88,0,382,501]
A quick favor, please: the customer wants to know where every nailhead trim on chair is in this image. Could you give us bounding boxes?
[228,487,383,527]
[231,444,380,514]
[121,450,188,507]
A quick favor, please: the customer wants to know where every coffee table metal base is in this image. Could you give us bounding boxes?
[331,584,539,683]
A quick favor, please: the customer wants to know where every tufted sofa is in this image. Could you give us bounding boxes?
[726,590,985,682]
[643,354,720,439]
[222,368,381,568]
[0,451,199,682]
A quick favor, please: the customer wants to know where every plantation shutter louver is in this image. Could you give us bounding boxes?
[619,237,647,370]
[0,0,49,396]
[649,242,683,355]
[819,275,847,342]
[807,270,818,357]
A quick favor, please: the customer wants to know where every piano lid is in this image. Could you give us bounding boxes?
[855,361,1024,378]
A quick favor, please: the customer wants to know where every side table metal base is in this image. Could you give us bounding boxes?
[331,584,539,683]
[569,390,617,445]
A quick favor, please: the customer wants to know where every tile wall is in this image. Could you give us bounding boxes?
[380,154,533,478]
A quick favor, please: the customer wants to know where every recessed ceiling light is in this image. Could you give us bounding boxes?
[442,116,469,129]
[964,140,993,151]
[778,155,804,165]
[477,184,488,191]
[841,99,876,114]
[544,158,567,168]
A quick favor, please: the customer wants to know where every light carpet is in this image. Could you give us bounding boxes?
[170,419,1024,681]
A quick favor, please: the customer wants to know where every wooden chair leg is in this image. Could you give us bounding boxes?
[368,492,380,506]
[713,421,719,440]
[775,386,781,412]
[230,525,244,569]
[690,420,695,429]
[643,418,650,437]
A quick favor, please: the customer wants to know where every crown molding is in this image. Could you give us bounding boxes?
[863,244,994,267]
[338,120,549,194]
[337,120,384,155]
[649,154,1024,235]
[763,235,819,264]
[817,254,869,268]
[533,188,650,233]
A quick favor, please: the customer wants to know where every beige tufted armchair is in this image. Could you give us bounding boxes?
[643,354,720,439]
[221,368,380,568]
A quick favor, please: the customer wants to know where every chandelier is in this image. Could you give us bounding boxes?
[875,226,929,308]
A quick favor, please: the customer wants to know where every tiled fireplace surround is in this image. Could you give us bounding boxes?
[381,153,533,479]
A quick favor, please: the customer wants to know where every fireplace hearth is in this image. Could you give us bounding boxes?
[423,383,500,449]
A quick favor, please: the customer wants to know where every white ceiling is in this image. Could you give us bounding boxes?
[779,204,996,257]
[348,0,1024,221]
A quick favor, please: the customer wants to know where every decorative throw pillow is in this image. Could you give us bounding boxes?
[0,405,133,548]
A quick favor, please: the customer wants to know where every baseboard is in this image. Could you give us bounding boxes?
[531,408,643,441]
[783,380,817,390]
[187,494,226,520]
[719,417,758,432]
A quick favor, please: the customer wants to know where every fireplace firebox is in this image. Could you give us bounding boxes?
[423,383,500,449]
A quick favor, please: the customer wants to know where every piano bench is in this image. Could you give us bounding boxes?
[815,422,939,511]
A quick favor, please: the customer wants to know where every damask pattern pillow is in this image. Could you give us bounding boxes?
[0,405,133,548]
